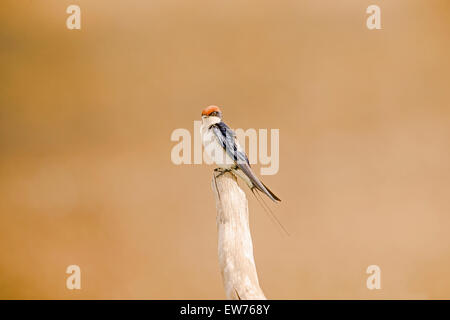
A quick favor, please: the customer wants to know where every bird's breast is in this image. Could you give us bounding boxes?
[201,126,234,168]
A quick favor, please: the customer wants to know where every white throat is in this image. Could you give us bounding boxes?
[201,116,222,128]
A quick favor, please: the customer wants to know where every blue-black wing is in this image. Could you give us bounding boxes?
[210,122,280,202]
[210,122,249,165]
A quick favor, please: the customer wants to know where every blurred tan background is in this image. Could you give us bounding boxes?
[1,0,450,299]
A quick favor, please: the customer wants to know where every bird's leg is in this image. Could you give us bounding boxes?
[214,167,233,178]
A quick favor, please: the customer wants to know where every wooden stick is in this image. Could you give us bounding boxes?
[212,171,266,300]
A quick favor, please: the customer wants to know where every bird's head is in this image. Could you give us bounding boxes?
[201,105,222,120]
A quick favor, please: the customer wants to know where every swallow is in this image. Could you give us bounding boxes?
[200,105,281,202]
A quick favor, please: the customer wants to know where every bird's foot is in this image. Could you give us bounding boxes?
[214,167,233,178]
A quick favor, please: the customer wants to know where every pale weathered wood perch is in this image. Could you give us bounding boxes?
[212,171,266,300]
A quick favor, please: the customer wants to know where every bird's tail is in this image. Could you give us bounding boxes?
[251,188,290,236]
[236,162,281,202]
[260,182,281,202]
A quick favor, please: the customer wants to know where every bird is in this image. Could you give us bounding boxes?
[200,105,281,203]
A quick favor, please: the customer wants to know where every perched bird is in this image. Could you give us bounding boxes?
[200,105,281,202]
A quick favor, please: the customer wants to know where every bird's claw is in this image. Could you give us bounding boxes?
[214,168,232,178]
